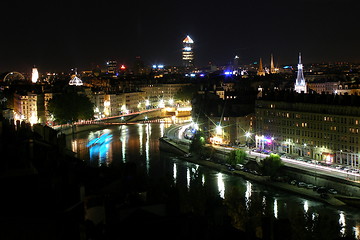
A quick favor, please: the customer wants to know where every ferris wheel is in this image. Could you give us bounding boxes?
[2,71,26,83]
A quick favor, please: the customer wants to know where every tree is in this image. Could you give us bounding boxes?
[261,153,283,177]
[202,146,215,158]
[189,131,206,155]
[227,149,247,166]
[48,92,94,124]
[174,84,197,101]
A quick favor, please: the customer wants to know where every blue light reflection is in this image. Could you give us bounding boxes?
[87,132,113,166]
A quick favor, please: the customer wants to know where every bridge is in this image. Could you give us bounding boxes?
[93,108,166,123]
[52,108,182,131]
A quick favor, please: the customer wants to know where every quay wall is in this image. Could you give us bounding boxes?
[283,166,360,197]
[160,138,360,198]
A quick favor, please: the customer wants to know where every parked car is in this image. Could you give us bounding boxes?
[297,182,306,188]
[306,184,315,189]
[290,180,297,185]
[235,164,244,170]
[328,188,338,194]
[228,166,235,171]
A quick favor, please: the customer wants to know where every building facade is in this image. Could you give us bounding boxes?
[91,91,146,118]
[139,83,190,107]
[14,92,38,124]
[307,81,339,94]
[207,114,254,145]
[255,92,360,168]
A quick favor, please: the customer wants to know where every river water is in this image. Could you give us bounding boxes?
[67,123,360,239]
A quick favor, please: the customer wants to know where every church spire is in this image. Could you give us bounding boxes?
[257,58,265,76]
[294,52,307,93]
[270,54,275,74]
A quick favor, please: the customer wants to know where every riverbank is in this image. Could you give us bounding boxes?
[180,154,346,207]
[159,137,348,207]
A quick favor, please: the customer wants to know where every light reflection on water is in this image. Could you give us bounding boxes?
[145,123,151,173]
[217,172,225,199]
[120,125,127,163]
[85,130,113,166]
[339,211,346,237]
[273,198,278,219]
[245,180,252,210]
[68,124,360,239]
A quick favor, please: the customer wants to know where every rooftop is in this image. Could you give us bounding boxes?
[258,90,360,107]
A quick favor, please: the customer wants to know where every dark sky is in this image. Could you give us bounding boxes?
[0,0,359,72]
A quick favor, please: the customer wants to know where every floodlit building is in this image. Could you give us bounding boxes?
[69,74,83,86]
[91,91,146,118]
[182,35,194,68]
[68,69,83,86]
[208,114,254,145]
[255,91,360,168]
[307,81,339,94]
[14,92,38,124]
[31,66,39,83]
[13,92,53,124]
[139,83,190,107]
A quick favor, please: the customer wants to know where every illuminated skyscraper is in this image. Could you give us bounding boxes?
[182,35,194,68]
[31,66,39,83]
[106,60,117,74]
[294,52,307,93]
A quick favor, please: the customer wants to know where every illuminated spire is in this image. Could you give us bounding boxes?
[257,58,265,76]
[183,35,194,43]
[294,52,307,93]
[270,54,275,74]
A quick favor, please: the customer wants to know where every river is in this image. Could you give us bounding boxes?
[67,123,360,239]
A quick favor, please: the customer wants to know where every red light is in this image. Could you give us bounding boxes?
[120,65,126,70]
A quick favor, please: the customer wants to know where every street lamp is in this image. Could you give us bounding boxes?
[145,99,150,109]
[216,125,222,135]
[245,132,251,147]
[158,99,165,108]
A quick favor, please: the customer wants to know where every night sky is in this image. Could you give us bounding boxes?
[0,0,359,72]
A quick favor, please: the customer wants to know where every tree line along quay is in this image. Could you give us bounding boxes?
[160,123,360,207]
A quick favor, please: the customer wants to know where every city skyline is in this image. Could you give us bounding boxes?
[0,0,359,72]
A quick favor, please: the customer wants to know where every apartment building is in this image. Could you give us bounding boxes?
[255,91,360,168]
[14,92,38,123]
